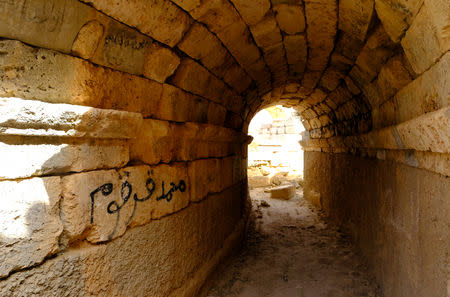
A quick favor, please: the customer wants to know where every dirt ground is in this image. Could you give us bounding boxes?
[207,188,383,297]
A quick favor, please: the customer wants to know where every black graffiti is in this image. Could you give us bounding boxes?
[90,177,186,225]
[156,180,186,202]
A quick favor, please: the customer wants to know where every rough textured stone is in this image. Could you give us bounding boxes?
[248,176,271,188]
[274,4,306,34]
[0,177,62,278]
[401,4,444,74]
[61,164,190,243]
[0,40,164,115]
[143,47,180,83]
[0,186,245,297]
[374,0,423,42]
[270,184,295,200]
[71,20,105,60]
[80,0,192,47]
[339,0,374,41]
[0,141,129,180]
[250,16,283,48]
[230,0,271,25]
[0,98,143,139]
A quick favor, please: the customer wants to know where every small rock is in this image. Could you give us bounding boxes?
[270,184,295,200]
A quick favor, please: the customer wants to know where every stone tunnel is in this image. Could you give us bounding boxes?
[0,0,448,296]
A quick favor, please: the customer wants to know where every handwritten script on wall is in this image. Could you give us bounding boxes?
[90,174,187,238]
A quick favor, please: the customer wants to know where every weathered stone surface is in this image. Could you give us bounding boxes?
[0,98,143,139]
[376,55,412,101]
[339,0,374,41]
[270,184,295,200]
[274,4,306,34]
[250,16,283,48]
[143,47,180,83]
[231,0,271,25]
[284,34,307,71]
[0,177,62,278]
[0,141,129,180]
[216,21,262,69]
[374,0,423,42]
[350,25,397,87]
[401,4,444,75]
[81,0,192,47]
[61,164,190,243]
[0,0,91,53]
[170,58,226,104]
[0,40,164,115]
[0,185,245,297]
[248,176,271,188]
[303,0,337,71]
[395,51,449,123]
[71,20,105,60]
[190,0,242,33]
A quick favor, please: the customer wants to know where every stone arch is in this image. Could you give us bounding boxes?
[0,0,448,296]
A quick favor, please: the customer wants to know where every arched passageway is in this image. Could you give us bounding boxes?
[0,0,448,296]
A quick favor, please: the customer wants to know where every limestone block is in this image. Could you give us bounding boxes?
[177,23,220,61]
[71,20,105,60]
[155,84,206,122]
[130,119,172,165]
[0,0,90,53]
[375,0,423,42]
[424,0,450,50]
[396,107,450,153]
[395,52,449,123]
[172,0,201,11]
[376,55,412,100]
[60,164,190,243]
[0,177,62,278]
[319,53,353,91]
[90,21,155,76]
[0,141,129,180]
[0,40,163,115]
[223,64,253,94]
[248,176,271,188]
[217,21,262,69]
[231,0,271,25]
[143,47,180,83]
[353,25,397,86]
[190,0,242,33]
[273,4,306,34]
[188,159,221,202]
[80,0,192,47]
[338,0,374,41]
[304,0,338,71]
[250,16,283,48]
[284,34,307,67]
[401,4,444,75]
[170,58,226,104]
[0,98,143,139]
[270,184,295,200]
[150,163,190,219]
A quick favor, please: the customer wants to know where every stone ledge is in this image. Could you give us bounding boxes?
[0,98,143,139]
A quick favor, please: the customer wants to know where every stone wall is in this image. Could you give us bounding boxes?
[0,0,448,296]
[304,151,449,297]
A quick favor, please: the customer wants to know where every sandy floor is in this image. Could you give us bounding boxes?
[207,188,383,297]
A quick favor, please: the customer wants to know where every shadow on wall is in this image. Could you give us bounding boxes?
[0,97,249,296]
